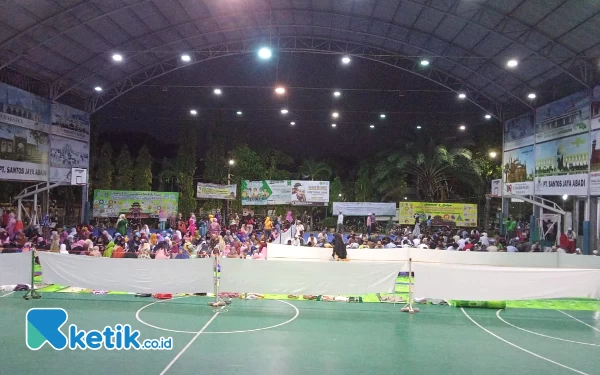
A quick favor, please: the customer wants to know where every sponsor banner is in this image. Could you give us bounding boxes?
[592,84,600,130]
[503,181,534,195]
[0,82,51,132]
[241,180,290,205]
[590,171,600,195]
[196,183,237,200]
[490,179,502,197]
[504,112,534,150]
[50,135,89,169]
[50,102,91,141]
[398,202,477,227]
[0,122,49,182]
[92,190,179,218]
[503,146,534,195]
[535,89,590,142]
[535,133,589,178]
[332,202,397,216]
[291,180,329,205]
[535,173,588,196]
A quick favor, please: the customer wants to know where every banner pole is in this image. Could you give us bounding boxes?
[400,258,419,314]
[23,250,41,300]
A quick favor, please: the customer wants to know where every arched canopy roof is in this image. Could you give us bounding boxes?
[0,0,598,117]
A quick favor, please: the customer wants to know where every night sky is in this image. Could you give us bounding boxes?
[92,52,503,161]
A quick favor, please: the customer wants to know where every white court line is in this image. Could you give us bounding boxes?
[136,298,299,335]
[461,308,589,375]
[0,291,15,298]
[496,310,600,347]
[158,311,219,375]
[557,310,600,333]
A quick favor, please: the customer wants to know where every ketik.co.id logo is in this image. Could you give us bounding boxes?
[26,308,173,350]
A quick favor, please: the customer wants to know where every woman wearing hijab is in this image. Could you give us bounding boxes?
[175,246,190,259]
[188,213,197,238]
[103,240,115,258]
[89,246,102,257]
[209,218,220,236]
[138,243,152,259]
[154,242,170,259]
[116,214,128,236]
[50,232,60,253]
[332,233,347,260]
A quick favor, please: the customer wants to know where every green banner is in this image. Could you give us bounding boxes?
[92,190,179,218]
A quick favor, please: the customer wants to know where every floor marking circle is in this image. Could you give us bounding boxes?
[135,297,299,334]
[462,308,589,375]
[558,310,600,333]
[496,310,600,347]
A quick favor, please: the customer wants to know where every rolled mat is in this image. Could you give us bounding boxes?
[452,300,506,309]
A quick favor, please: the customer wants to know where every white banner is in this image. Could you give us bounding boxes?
[220,258,400,295]
[0,160,49,181]
[332,202,396,216]
[534,173,588,195]
[291,180,329,206]
[38,252,214,293]
[503,181,533,195]
[0,251,32,285]
[241,180,290,205]
[414,263,600,300]
[196,183,237,200]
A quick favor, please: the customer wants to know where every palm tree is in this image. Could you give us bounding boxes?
[298,159,332,181]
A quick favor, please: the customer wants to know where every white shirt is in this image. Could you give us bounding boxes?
[457,239,466,249]
[308,236,317,246]
[447,246,457,251]
[480,235,489,246]
[337,214,344,224]
[297,224,304,232]
[453,235,460,243]
[506,246,518,252]
[487,245,498,252]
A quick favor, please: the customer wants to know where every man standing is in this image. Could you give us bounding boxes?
[337,210,344,233]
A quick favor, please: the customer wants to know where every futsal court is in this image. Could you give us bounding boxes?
[1,289,599,375]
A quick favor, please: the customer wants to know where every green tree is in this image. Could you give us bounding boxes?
[94,143,114,190]
[202,132,226,184]
[132,145,153,191]
[263,149,294,180]
[232,144,267,181]
[114,146,133,190]
[329,176,343,210]
[298,159,332,180]
[174,124,198,216]
[354,161,375,202]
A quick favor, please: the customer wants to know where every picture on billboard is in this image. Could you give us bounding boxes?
[592,84,600,130]
[93,190,179,218]
[589,129,600,195]
[503,112,534,150]
[535,133,589,195]
[502,146,534,195]
[51,102,91,141]
[0,82,51,132]
[50,135,89,168]
[0,122,49,181]
[535,89,590,142]
[398,202,477,227]
[196,183,237,200]
[290,180,329,206]
[241,180,290,205]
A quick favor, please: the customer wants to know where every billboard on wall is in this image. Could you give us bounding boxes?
[196,183,237,200]
[504,112,534,150]
[0,82,90,184]
[503,146,535,195]
[241,180,290,205]
[290,180,329,206]
[92,190,179,218]
[591,84,600,130]
[398,202,477,227]
[534,133,589,195]
[535,90,590,142]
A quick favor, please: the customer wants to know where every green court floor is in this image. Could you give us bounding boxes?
[1,290,598,375]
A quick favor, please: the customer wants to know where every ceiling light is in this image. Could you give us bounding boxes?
[485,114,492,119]
[236,111,242,115]
[290,122,295,126]
[333,91,341,97]
[459,125,466,131]
[214,88,222,95]
[190,109,198,116]
[489,151,497,158]
[458,93,467,99]
[332,112,339,118]
[94,86,103,92]
[341,56,351,64]
[420,59,430,66]
[275,87,285,95]
[258,47,272,59]
[112,53,123,62]
[369,124,375,129]
[380,114,386,119]
[331,123,337,128]
[281,109,289,114]
[416,125,422,129]
[507,59,518,68]
[528,93,536,99]
[562,194,568,201]
[181,54,191,62]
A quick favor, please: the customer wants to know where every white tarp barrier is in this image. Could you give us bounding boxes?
[220,258,402,295]
[332,202,397,216]
[414,263,600,300]
[38,252,214,293]
[0,251,32,285]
